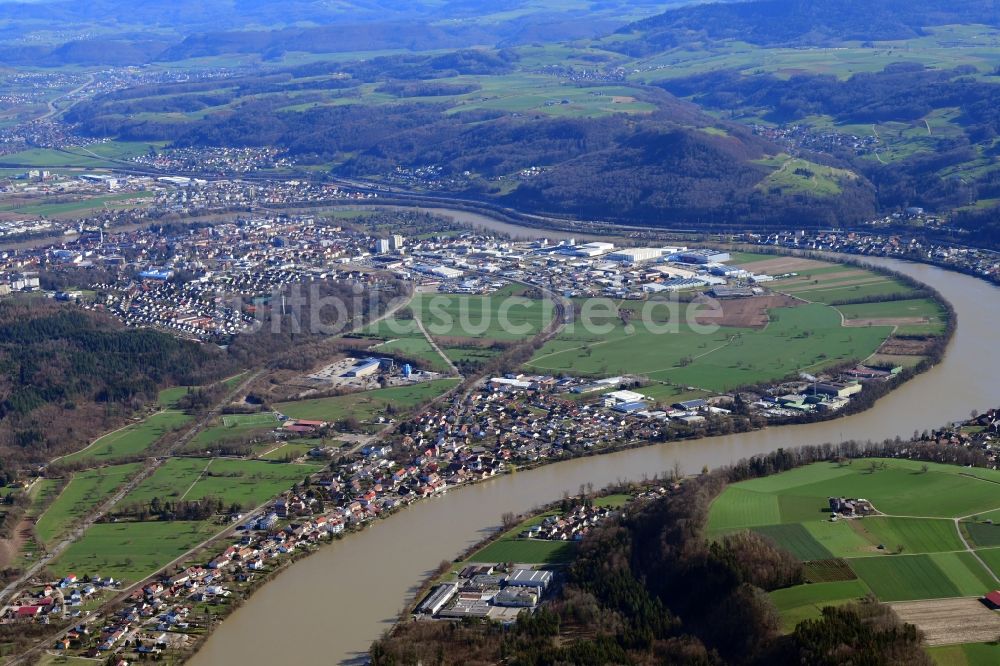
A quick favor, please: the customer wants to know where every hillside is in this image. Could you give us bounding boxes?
[612,0,1000,55]
[0,299,234,465]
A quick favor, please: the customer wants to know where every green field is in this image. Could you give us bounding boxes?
[755,154,858,197]
[768,579,871,630]
[60,410,193,464]
[711,460,1000,521]
[187,412,280,450]
[408,292,555,341]
[976,547,1000,578]
[34,464,141,546]
[120,458,320,509]
[464,513,576,565]
[930,642,1000,666]
[0,191,155,218]
[527,302,891,392]
[848,517,965,555]
[849,552,994,601]
[50,520,219,583]
[834,298,948,335]
[707,460,1000,608]
[784,279,917,305]
[963,522,1000,548]
[751,523,834,561]
[258,441,317,461]
[371,334,452,373]
[274,378,459,425]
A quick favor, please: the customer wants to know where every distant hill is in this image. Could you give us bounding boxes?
[611,0,1000,55]
[0,0,683,66]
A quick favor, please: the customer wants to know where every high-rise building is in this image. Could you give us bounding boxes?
[390,234,404,250]
[375,238,390,254]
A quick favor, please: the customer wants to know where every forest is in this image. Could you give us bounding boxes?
[611,0,1000,55]
[661,63,1000,217]
[0,299,235,466]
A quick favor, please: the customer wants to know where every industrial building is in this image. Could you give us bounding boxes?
[606,247,666,263]
[507,568,553,590]
[672,249,731,264]
[563,241,614,258]
[343,358,382,378]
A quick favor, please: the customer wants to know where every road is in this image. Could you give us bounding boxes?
[37,73,94,122]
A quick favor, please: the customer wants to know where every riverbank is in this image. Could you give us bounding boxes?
[182,233,1000,666]
[0,209,984,664]
[370,435,1000,666]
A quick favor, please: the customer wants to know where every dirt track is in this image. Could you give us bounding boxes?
[844,316,928,328]
[890,598,1000,646]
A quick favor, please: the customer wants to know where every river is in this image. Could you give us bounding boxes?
[190,210,1000,666]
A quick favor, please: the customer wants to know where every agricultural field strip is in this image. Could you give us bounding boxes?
[708,462,1000,607]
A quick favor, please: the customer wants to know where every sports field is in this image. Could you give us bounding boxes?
[60,410,193,464]
[35,464,141,546]
[274,378,459,425]
[707,459,1000,625]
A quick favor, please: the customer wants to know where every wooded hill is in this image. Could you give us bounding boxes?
[0,299,234,466]
[611,0,1000,55]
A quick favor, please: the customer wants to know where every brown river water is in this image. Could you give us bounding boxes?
[190,209,1000,665]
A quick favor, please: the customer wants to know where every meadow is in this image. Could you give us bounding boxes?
[274,378,460,425]
[409,292,554,341]
[60,410,193,464]
[50,520,220,583]
[707,459,1000,623]
[834,298,948,335]
[185,412,280,450]
[34,464,141,546]
[120,457,321,509]
[929,642,1000,666]
[754,154,858,197]
[464,513,576,565]
[526,302,890,392]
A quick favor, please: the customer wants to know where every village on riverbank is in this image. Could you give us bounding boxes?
[0,205,989,664]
